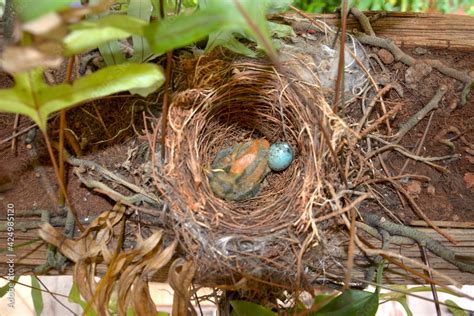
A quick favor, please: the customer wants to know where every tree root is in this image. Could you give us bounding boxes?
[435,125,474,152]
[73,170,158,207]
[461,82,473,105]
[65,154,160,206]
[350,8,473,104]
[353,30,415,65]
[0,211,91,232]
[23,130,78,273]
[394,85,447,142]
[361,213,474,274]
[34,207,77,274]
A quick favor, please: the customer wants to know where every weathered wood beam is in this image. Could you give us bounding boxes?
[1,222,473,284]
[281,11,474,51]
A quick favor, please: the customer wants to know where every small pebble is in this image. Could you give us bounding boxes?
[413,47,428,55]
[405,63,432,89]
[464,172,474,189]
[448,97,460,111]
[268,142,294,172]
[406,180,421,197]
[393,62,403,70]
[377,48,394,64]
[426,185,436,195]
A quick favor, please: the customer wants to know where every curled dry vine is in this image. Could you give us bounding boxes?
[350,7,473,105]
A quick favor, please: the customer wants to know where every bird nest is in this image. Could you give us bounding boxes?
[36,12,474,313]
[152,53,357,287]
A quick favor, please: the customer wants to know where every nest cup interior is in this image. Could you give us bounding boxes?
[164,57,325,285]
[194,67,309,234]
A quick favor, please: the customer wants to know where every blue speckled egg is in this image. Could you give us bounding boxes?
[268,142,294,171]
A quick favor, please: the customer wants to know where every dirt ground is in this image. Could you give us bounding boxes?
[0,46,473,224]
[380,47,474,222]
[0,70,138,219]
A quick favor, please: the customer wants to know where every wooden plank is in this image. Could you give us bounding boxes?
[0,221,171,281]
[410,220,474,228]
[354,227,474,284]
[281,11,474,51]
[1,221,474,284]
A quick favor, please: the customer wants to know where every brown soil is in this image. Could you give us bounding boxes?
[0,46,473,225]
[380,47,474,222]
[0,70,144,219]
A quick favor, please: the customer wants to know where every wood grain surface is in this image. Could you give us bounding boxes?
[281,11,474,51]
[1,220,473,284]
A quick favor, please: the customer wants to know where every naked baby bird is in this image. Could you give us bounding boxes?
[208,139,271,201]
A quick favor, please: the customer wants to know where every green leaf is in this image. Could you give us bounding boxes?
[230,300,276,316]
[200,0,278,58]
[129,0,153,22]
[150,0,161,17]
[69,282,97,316]
[380,285,465,299]
[0,0,5,18]
[146,0,290,58]
[70,13,147,35]
[89,0,126,66]
[0,63,164,131]
[311,294,336,311]
[260,0,294,13]
[312,289,379,316]
[31,276,44,316]
[128,0,153,63]
[98,40,127,66]
[144,7,229,56]
[205,30,256,57]
[445,299,468,316]
[0,275,20,298]
[380,284,469,316]
[13,0,74,22]
[268,21,295,38]
[283,298,316,314]
[65,15,147,54]
[407,286,464,296]
[396,295,413,316]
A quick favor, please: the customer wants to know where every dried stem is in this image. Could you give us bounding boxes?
[10,114,20,152]
[419,245,442,316]
[41,130,84,231]
[395,86,447,142]
[332,0,348,113]
[344,207,357,289]
[58,57,76,205]
[362,213,473,272]
[161,50,173,161]
[351,8,473,89]
[398,111,434,175]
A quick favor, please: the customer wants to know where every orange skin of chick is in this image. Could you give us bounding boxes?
[208,139,270,201]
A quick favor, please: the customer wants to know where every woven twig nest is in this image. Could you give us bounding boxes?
[154,53,354,287]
